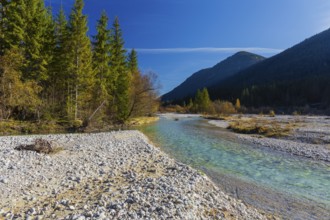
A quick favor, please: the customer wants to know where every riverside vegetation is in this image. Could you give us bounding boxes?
[0,0,159,134]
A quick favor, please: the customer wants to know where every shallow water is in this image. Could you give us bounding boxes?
[139,116,330,219]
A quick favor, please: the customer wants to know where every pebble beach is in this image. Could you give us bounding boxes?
[0,131,266,220]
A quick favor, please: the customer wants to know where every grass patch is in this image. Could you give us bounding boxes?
[128,116,159,126]
[0,120,66,135]
[202,115,228,120]
[227,119,292,137]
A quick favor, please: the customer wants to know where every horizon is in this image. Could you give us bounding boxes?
[48,0,330,94]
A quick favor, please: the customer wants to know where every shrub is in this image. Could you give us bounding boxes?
[213,100,236,115]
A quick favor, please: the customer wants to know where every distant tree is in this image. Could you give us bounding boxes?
[235,98,241,109]
[213,100,236,115]
[127,49,138,74]
[187,98,194,112]
[194,88,213,114]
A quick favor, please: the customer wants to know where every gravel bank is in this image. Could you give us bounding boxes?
[0,131,266,219]
[209,115,330,162]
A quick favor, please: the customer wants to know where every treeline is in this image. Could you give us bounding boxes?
[161,88,240,115]
[0,0,159,127]
[209,76,330,109]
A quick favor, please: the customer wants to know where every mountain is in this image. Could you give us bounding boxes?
[161,51,265,102]
[209,28,330,108]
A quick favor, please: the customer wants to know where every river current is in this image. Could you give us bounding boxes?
[139,115,330,219]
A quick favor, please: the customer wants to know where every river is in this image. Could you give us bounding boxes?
[138,115,330,219]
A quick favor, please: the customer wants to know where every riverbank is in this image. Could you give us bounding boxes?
[209,115,330,162]
[0,131,267,219]
[0,117,159,136]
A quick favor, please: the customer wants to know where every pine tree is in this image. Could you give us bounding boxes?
[128,49,138,74]
[92,11,112,120]
[110,17,130,122]
[0,0,10,55]
[2,0,26,52]
[22,0,54,83]
[47,8,69,116]
[194,88,213,113]
[67,0,94,121]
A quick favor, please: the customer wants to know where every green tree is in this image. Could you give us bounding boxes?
[110,17,130,122]
[187,98,193,112]
[127,49,138,74]
[91,11,112,121]
[66,0,94,121]
[47,8,69,117]
[1,0,26,56]
[21,0,54,83]
[194,88,213,113]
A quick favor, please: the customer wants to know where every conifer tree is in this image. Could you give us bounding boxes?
[67,0,94,121]
[92,11,112,120]
[2,0,26,52]
[0,0,10,55]
[22,0,54,83]
[128,49,138,74]
[110,17,130,122]
[47,8,69,116]
[194,88,213,113]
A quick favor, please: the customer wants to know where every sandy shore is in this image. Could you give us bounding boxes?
[0,131,266,219]
[209,115,330,162]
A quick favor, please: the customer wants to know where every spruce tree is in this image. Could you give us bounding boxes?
[92,11,112,119]
[47,8,69,116]
[128,49,138,74]
[67,0,94,121]
[22,0,54,83]
[194,88,212,113]
[110,17,130,122]
[0,0,10,55]
[2,0,26,52]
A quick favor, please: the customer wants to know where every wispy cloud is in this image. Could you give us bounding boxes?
[131,47,283,54]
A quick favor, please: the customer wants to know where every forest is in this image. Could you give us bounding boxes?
[0,0,159,131]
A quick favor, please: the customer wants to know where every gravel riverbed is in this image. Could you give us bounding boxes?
[0,131,266,220]
[209,115,330,162]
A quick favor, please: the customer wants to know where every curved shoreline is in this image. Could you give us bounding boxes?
[208,116,330,163]
[0,131,266,219]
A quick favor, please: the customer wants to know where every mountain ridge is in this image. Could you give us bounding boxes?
[162,51,265,102]
[208,28,330,107]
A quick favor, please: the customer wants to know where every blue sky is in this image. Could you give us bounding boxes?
[48,0,330,94]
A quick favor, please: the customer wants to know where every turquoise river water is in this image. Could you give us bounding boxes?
[139,116,330,219]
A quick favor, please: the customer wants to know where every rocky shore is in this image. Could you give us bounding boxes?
[209,115,330,162]
[0,131,266,219]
